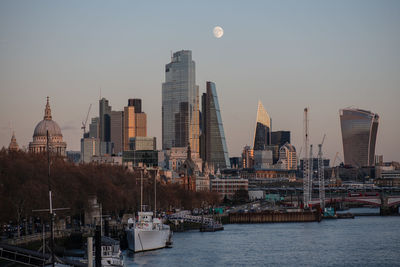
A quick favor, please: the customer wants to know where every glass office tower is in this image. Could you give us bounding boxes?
[162,50,199,155]
[340,108,379,167]
[253,100,272,150]
[200,81,230,169]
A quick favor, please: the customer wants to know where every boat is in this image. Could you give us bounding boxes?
[126,212,172,252]
[100,236,124,266]
[125,167,172,252]
[200,221,224,232]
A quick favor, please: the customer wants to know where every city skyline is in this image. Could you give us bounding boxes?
[1,1,400,162]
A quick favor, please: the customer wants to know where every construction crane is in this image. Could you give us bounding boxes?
[303,108,311,208]
[331,152,339,179]
[318,134,326,209]
[81,104,92,136]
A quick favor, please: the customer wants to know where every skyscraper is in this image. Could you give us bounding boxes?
[200,81,230,169]
[99,98,111,142]
[340,108,379,167]
[123,99,147,151]
[271,131,291,147]
[89,117,100,138]
[110,110,124,154]
[253,100,271,150]
[162,50,200,155]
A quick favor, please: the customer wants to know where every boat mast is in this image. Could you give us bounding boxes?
[47,130,55,267]
[154,169,156,216]
[140,168,143,213]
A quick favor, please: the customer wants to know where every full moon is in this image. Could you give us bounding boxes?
[213,26,224,38]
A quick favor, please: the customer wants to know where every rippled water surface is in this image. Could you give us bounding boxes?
[124,216,400,266]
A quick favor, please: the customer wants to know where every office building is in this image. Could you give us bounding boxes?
[162,50,200,155]
[122,137,157,167]
[340,108,379,167]
[123,99,147,151]
[81,137,100,163]
[89,117,100,138]
[242,145,254,168]
[271,131,291,146]
[110,111,124,154]
[253,100,271,150]
[200,81,230,170]
[278,142,297,170]
[99,98,111,142]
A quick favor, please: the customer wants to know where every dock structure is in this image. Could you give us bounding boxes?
[229,211,321,223]
[0,242,86,267]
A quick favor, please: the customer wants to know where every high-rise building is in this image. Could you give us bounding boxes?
[253,100,271,150]
[162,50,200,155]
[81,137,100,163]
[200,81,230,169]
[271,131,291,146]
[110,111,124,154]
[99,98,111,142]
[123,99,147,151]
[242,145,254,169]
[278,142,297,170]
[89,117,100,138]
[340,108,379,167]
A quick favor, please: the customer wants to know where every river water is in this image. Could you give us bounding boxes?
[123,216,400,266]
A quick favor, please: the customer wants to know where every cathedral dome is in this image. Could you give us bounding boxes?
[33,119,62,137]
[32,97,63,137]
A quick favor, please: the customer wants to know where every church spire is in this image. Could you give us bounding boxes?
[9,131,19,151]
[44,96,52,120]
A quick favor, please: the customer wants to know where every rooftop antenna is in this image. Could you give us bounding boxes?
[170,50,173,60]
[99,87,102,100]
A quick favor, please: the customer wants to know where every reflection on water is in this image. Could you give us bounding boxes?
[122,215,400,266]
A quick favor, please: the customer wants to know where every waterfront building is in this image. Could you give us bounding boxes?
[81,137,100,163]
[211,177,248,199]
[278,142,297,170]
[110,110,124,154]
[89,117,100,138]
[271,131,290,147]
[29,97,67,156]
[123,99,147,151]
[242,145,254,168]
[162,50,200,155]
[340,108,379,167]
[200,81,230,170]
[253,100,271,150]
[99,98,111,142]
[8,132,19,152]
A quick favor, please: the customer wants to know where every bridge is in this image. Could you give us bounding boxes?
[308,196,400,207]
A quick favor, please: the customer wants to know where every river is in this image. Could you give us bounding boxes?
[123,216,400,266]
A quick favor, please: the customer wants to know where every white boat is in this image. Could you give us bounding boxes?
[126,212,172,252]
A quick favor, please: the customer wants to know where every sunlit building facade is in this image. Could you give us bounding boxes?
[162,50,200,155]
[253,100,272,150]
[123,99,147,151]
[340,108,379,167]
[200,81,230,170]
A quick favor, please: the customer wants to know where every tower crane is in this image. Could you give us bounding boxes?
[303,108,311,208]
[318,134,326,209]
[81,104,92,136]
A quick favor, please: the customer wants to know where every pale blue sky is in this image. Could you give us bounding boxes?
[1,0,399,162]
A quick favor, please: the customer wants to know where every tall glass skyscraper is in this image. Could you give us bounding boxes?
[200,82,230,169]
[162,50,199,154]
[99,98,111,142]
[340,108,379,167]
[253,100,271,150]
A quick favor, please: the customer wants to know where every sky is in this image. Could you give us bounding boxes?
[0,0,399,162]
